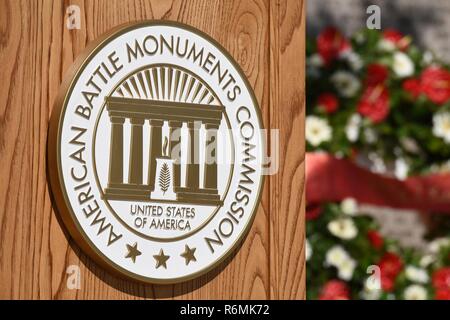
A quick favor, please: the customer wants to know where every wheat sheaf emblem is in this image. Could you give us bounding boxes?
[159,163,171,195]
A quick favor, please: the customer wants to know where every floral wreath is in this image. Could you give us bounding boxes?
[307,198,450,300]
[306,27,450,300]
[306,27,450,178]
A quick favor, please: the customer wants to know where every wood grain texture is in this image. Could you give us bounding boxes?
[0,0,304,299]
[269,0,305,299]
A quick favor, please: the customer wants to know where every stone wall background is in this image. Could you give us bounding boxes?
[307,0,450,62]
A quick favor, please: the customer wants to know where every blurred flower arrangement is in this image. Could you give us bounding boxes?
[306,198,450,300]
[306,27,450,178]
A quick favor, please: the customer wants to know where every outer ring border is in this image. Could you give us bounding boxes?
[48,20,266,285]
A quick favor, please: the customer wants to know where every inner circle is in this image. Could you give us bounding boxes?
[92,63,235,242]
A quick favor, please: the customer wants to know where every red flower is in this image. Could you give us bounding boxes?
[432,267,450,290]
[367,230,384,250]
[382,29,410,50]
[366,64,389,86]
[403,78,421,99]
[306,203,322,221]
[357,85,390,123]
[317,27,350,65]
[378,252,403,278]
[377,252,403,292]
[317,92,339,113]
[319,280,350,300]
[420,67,450,105]
[380,274,395,292]
[435,289,450,300]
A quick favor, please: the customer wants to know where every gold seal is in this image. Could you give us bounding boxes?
[48,21,265,284]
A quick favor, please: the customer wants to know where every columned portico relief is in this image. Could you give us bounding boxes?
[103,64,224,206]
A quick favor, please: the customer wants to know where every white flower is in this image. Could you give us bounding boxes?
[422,51,434,65]
[328,218,358,240]
[307,53,324,67]
[395,158,409,180]
[338,258,356,281]
[405,266,429,284]
[368,152,387,174]
[341,198,358,216]
[345,114,361,142]
[325,245,356,280]
[363,128,378,144]
[306,116,332,147]
[306,239,312,261]
[365,272,381,291]
[428,237,450,253]
[378,39,396,52]
[340,50,363,71]
[419,255,436,268]
[361,288,382,300]
[400,137,420,154]
[433,113,450,144]
[306,54,324,78]
[393,51,415,78]
[331,71,361,97]
[403,285,428,300]
[325,245,350,267]
[361,277,382,300]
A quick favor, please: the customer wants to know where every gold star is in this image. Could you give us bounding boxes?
[125,242,141,263]
[153,249,170,269]
[180,245,197,265]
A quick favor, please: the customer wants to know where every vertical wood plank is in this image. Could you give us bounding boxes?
[0,0,305,300]
[269,0,305,299]
[0,0,279,299]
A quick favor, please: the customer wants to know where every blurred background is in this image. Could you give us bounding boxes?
[306,0,450,300]
[308,0,450,61]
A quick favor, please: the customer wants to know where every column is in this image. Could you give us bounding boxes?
[185,121,201,190]
[108,116,125,185]
[148,119,163,191]
[203,123,219,191]
[128,118,144,185]
[169,120,182,188]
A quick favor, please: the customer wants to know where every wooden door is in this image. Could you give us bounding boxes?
[0,0,305,299]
